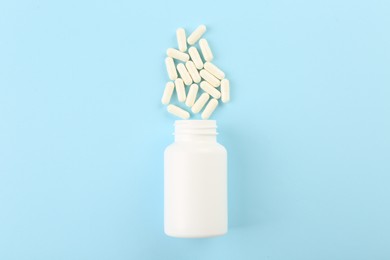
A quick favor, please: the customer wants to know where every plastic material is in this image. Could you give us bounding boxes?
[164,120,228,238]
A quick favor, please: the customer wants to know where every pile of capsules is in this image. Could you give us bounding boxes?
[161,25,230,120]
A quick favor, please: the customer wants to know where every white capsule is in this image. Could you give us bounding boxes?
[177,63,193,86]
[188,47,204,69]
[185,83,199,107]
[166,48,189,62]
[187,25,206,45]
[201,99,218,119]
[199,38,213,62]
[200,81,221,99]
[165,57,177,80]
[167,104,190,119]
[176,28,187,52]
[191,93,210,114]
[175,78,186,102]
[200,69,220,87]
[221,79,230,103]
[204,62,225,80]
[161,81,175,105]
[185,61,201,83]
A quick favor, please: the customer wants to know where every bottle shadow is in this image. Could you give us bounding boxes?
[220,123,270,229]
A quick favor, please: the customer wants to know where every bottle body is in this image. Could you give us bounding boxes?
[164,120,228,238]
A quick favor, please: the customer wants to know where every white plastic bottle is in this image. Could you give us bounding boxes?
[164,120,228,238]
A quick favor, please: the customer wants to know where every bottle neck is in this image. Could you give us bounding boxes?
[174,120,217,143]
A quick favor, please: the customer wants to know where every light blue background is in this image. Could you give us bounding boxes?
[1,0,389,259]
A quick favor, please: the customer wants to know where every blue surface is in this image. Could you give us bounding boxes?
[1,0,389,259]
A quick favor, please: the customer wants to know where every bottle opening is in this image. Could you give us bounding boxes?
[174,120,217,136]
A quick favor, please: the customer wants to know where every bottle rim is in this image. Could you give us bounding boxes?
[174,120,217,135]
[175,120,216,128]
